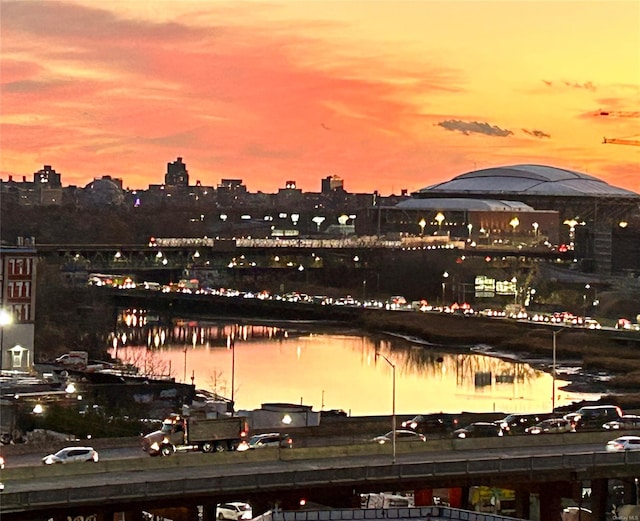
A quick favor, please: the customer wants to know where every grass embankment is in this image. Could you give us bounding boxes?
[355,309,640,409]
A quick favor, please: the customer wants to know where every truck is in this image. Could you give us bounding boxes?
[142,414,250,456]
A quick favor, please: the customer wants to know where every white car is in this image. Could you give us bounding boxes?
[42,446,99,465]
[371,429,426,444]
[215,502,252,520]
[606,436,640,452]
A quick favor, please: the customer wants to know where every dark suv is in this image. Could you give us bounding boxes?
[453,422,504,439]
[495,413,551,435]
[563,405,623,430]
[401,414,459,435]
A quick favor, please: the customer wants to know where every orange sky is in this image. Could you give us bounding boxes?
[1,1,638,195]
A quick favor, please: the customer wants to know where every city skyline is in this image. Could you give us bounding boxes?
[1,1,638,195]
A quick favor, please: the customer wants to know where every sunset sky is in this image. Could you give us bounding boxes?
[1,1,639,195]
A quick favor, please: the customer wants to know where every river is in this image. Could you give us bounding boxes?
[108,311,602,416]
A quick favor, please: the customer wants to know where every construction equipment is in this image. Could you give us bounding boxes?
[598,110,640,118]
[602,137,640,146]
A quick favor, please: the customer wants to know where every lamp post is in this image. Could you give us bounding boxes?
[375,352,396,464]
[0,308,13,372]
[434,212,445,235]
[442,271,449,307]
[583,284,591,317]
[228,332,236,406]
[552,327,569,413]
[418,218,426,236]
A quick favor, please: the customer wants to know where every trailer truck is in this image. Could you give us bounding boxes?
[142,414,250,456]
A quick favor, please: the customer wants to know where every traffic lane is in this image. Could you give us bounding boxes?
[1,441,615,496]
[3,445,145,468]
[3,428,618,468]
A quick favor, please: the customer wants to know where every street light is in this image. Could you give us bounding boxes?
[227,332,236,406]
[442,271,449,307]
[418,218,427,236]
[375,352,396,464]
[0,309,13,372]
[552,327,569,413]
[434,212,445,235]
[583,284,591,317]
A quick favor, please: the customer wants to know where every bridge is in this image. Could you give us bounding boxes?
[1,432,639,520]
[36,237,571,280]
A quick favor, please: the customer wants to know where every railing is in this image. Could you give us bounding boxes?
[257,506,522,521]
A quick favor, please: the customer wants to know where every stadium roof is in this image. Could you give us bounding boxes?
[415,164,640,198]
[395,198,536,212]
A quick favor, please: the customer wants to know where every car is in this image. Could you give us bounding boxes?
[42,446,99,465]
[524,418,574,435]
[0,455,4,469]
[605,436,640,452]
[495,413,551,435]
[371,429,426,444]
[603,415,640,430]
[563,405,623,430]
[583,318,601,329]
[215,502,253,520]
[243,432,293,450]
[400,414,459,434]
[452,422,503,439]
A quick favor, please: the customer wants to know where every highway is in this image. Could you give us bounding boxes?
[3,430,639,519]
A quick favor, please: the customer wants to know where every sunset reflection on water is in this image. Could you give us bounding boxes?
[109,319,601,416]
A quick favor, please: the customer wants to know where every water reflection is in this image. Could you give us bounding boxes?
[109,311,601,416]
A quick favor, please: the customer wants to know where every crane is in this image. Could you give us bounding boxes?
[598,110,640,118]
[598,109,640,145]
[602,137,640,146]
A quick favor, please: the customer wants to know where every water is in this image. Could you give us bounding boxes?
[109,316,601,416]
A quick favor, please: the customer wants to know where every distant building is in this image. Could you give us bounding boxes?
[34,165,62,188]
[0,242,37,372]
[0,165,63,206]
[322,175,344,194]
[165,157,189,187]
[81,175,125,206]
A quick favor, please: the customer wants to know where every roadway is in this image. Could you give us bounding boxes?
[2,430,639,518]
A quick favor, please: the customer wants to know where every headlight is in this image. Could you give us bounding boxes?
[150,442,160,451]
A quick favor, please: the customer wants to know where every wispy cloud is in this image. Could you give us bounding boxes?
[437,120,513,137]
[522,129,551,139]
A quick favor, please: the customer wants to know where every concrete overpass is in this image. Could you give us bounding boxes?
[1,432,639,520]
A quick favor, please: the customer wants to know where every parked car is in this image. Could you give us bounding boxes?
[495,413,551,435]
[564,405,623,430]
[400,414,459,434]
[606,436,640,452]
[42,446,99,465]
[603,415,640,430]
[242,432,293,450]
[524,418,574,435]
[215,502,253,521]
[452,422,503,439]
[371,429,426,444]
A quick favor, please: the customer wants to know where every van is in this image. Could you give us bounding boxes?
[564,405,623,429]
[55,351,89,367]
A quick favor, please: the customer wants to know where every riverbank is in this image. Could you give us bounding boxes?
[353,309,640,409]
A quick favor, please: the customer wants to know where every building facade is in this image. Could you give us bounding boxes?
[0,243,37,372]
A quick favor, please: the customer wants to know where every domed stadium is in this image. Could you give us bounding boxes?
[367,164,640,275]
[415,164,639,199]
